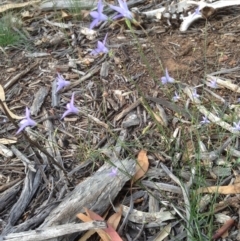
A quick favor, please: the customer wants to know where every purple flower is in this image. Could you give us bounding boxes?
[209,79,218,89]
[192,89,200,99]
[233,121,240,131]
[56,73,70,93]
[193,6,201,16]
[109,167,118,177]
[91,33,109,55]
[89,0,108,29]
[161,68,175,84]
[172,91,180,102]
[200,116,210,125]
[109,0,133,20]
[16,107,37,134]
[61,93,79,119]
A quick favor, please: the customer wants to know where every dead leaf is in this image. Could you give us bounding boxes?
[218,55,228,63]
[0,85,23,119]
[133,150,149,182]
[81,10,91,19]
[85,208,123,241]
[77,208,123,241]
[201,6,215,18]
[78,229,95,241]
[107,205,122,230]
[76,213,111,241]
[197,183,240,194]
[61,10,72,20]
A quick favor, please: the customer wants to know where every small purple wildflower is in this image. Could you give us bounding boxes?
[161,68,175,84]
[193,6,201,16]
[16,107,37,134]
[209,79,218,89]
[91,33,109,56]
[172,91,180,102]
[89,0,108,29]
[56,73,70,93]
[200,116,210,125]
[109,167,118,177]
[192,89,200,99]
[233,121,240,131]
[109,0,133,20]
[61,93,79,119]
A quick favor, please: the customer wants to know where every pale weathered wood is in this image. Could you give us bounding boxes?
[39,158,136,241]
[2,168,42,236]
[142,180,182,194]
[30,87,49,116]
[4,221,107,241]
[0,181,23,213]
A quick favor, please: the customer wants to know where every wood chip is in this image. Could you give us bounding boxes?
[31,87,49,116]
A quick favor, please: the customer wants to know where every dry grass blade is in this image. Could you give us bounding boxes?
[160,163,192,241]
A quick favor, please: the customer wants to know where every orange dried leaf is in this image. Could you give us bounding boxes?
[76,212,111,241]
[76,213,93,222]
[107,205,122,230]
[78,230,95,241]
[197,183,240,194]
[85,208,123,241]
[133,150,149,182]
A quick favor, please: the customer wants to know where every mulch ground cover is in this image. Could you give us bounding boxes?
[1,0,240,240]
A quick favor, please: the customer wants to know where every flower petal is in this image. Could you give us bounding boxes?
[25,107,30,119]
[161,77,168,84]
[90,11,99,18]
[90,19,99,29]
[99,13,108,21]
[70,93,75,106]
[97,0,104,12]
[109,5,125,16]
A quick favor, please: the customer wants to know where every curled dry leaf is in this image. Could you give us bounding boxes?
[0,85,23,119]
[133,150,149,182]
[107,205,122,230]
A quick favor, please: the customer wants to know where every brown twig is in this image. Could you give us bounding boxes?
[212,219,235,240]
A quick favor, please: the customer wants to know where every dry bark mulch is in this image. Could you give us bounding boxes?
[1,1,240,241]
